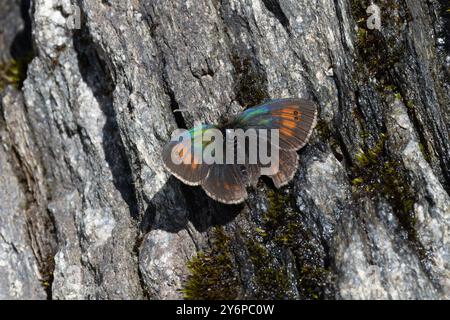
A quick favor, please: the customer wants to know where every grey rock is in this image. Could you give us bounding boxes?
[139,229,197,299]
[0,0,448,300]
[0,123,45,300]
[0,0,24,63]
[389,99,450,294]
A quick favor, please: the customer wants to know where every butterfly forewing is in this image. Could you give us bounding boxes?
[234,98,317,151]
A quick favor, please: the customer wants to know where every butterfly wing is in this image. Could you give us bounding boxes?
[201,131,252,204]
[234,134,261,187]
[163,124,249,204]
[234,98,318,151]
[232,98,317,187]
[162,125,213,186]
[265,150,300,188]
[201,164,248,204]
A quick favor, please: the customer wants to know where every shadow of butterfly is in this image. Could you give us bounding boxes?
[162,98,318,204]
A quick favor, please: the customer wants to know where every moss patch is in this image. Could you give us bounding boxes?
[0,59,23,91]
[418,142,432,163]
[262,190,301,247]
[315,120,345,162]
[246,239,293,299]
[351,134,421,250]
[230,54,269,108]
[183,190,331,300]
[252,190,331,299]
[350,1,436,171]
[349,2,416,218]
[182,227,239,300]
[315,120,332,141]
[351,0,406,86]
[0,53,33,92]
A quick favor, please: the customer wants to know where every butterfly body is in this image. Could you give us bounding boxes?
[162,98,318,204]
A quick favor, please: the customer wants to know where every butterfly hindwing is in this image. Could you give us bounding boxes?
[202,164,248,204]
[162,125,212,186]
[268,150,299,188]
[233,134,261,187]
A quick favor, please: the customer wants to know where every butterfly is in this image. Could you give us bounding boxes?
[162,98,318,204]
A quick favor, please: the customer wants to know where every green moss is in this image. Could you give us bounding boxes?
[406,100,415,109]
[262,190,301,247]
[230,54,269,108]
[351,134,420,247]
[249,190,331,299]
[0,60,21,91]
[184,190,331,300]
[350,0,406,92]
[358,133,385,162]
[418,143,432,163]
[315,120,332,140]
[182,227,239,300]
[246,240,292,299]
[359,130,370,140]
[0,53,33,92]
[347,2,428,261]
[183,189,332,300]
[246,192,298,298]
[384,84,397,92]
[297,265,329,300]
[357,27,368,47]
[352,177,364,185]
[394,92,403,100]
[38,254,55,299]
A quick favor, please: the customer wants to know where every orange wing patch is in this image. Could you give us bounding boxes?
[191,162,199,169]
[272,106,304,138]
[281,118,297,129]
[173,144,188,158]
[280,126,295,137]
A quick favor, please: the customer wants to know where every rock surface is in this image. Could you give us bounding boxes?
[0,0,448,299]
